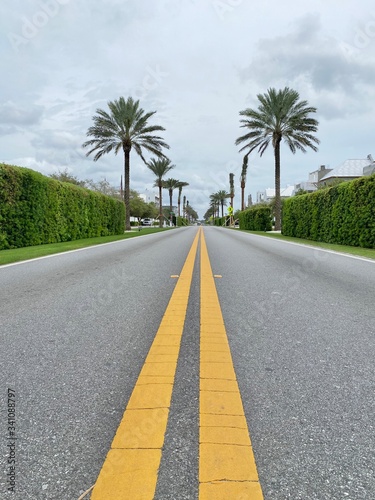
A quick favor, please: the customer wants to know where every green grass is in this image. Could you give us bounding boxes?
[232,228,375,260]
[0,227,172,266]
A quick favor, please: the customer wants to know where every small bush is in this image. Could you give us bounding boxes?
[238,205,272,231]
[214,217,227,226]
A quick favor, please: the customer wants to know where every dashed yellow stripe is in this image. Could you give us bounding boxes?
[91,229,200,500]
[199,229,264,500]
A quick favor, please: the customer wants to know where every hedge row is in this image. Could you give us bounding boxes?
[282,175,375,248]
[238,205,272,231]
[177,216,189,226]
[213,216,228,226]
[0,164,125,250]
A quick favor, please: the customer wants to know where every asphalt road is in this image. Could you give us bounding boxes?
[1,226,374,499]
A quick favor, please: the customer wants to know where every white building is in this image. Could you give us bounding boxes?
[319,156,375,186]
[139,190,159,204]
[256,185,295,204]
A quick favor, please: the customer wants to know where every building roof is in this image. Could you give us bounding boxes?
[320,159,371,181]
[281,185,295,197]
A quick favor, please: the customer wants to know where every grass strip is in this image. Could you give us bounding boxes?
[0,227,172,266]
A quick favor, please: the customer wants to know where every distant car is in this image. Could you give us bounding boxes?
[141,218,153,226]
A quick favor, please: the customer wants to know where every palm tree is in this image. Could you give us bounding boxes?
[235,87,319,230]
[163,178,180,226]
[186,204,198,223]
[183,195,186,218]
[240,154,249,211]
[209,193,220,218]
[83,96,169,231]
[215,190,229,217]
[229,173,235,211]
[176,181,189,218]
[146,158,175,227]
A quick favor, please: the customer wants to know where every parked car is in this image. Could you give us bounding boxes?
[141,218,153,226]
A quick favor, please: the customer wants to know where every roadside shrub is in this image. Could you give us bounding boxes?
[238,205,272,231]
[282,174,375,248]
[214,216,230,226]
[0,164,125,250]
[177,216,188,226]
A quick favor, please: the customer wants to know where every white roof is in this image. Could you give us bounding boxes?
[259,186,294,198]
[320,159,371,181]
[281,185,295,197]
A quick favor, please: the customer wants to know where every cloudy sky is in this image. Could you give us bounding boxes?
[1,0,375,217]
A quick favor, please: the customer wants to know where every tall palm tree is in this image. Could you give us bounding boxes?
[83,96,169,231]
[162,178,180,225]
[176,181,189,217]
[235,87,319,230]
[146,158,175,227]
[240,154,249,211]
[183,195,186,218]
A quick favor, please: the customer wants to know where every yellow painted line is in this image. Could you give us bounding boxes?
[199,229,264,500]
[91,229,200,500]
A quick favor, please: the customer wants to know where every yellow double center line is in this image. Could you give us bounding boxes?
[91,228,263,499]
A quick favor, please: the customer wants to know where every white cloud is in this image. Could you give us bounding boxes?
[0,101,43,125]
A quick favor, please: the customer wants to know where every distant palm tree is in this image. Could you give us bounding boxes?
[209,193,220,218]
[215,189,229,217]
[147,158,175,227]
[235,87,319,230]
[240,154,249,211]
[229,173,235,211]
[186,203,198,223]
[163,178,180,225]
[176,181,189,218]
[183,195,186,218]
[83,96,169,231]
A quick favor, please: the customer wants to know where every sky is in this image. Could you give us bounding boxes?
[1,0,375,217]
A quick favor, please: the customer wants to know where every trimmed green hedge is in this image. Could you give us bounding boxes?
[177,216,188,226]
[0,164,125,250]
[238,205,272,231]
[282,175,375,248]
[214,216,227,226]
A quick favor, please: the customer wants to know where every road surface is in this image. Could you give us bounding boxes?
[0,226,374,499]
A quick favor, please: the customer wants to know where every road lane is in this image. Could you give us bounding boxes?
[203,227,375,499]
[0,228,200,499]
[90,230,200,499]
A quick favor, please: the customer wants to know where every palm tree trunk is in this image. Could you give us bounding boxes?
[274,139,281,230]
[241,180,245,211]
[124,148,131,231]
[178,188,182,217]
[169,189,173,226]
[158,183,163,228]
